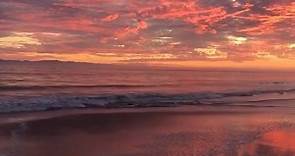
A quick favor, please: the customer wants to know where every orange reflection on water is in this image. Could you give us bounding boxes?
[263,130,295,150]
[239,130,295,156]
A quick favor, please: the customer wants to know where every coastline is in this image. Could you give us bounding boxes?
[0,104,286,125]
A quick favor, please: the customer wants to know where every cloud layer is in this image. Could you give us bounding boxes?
[0,0,294,65]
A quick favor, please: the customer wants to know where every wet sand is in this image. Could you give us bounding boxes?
[0,106,295,156]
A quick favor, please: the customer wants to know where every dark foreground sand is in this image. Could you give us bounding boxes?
[0,106,295,156]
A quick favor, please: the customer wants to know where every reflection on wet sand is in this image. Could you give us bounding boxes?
[0,107,295,156]
[239,130,295,156]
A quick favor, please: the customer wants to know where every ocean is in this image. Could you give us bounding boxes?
[1,61,295,113]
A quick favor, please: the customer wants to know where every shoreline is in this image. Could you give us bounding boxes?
[0,105,294,156]
[0,104,289,125]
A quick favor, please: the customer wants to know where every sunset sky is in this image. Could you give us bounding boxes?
[0,0,294,68]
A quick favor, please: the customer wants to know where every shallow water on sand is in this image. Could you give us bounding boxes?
[0,106,295,156]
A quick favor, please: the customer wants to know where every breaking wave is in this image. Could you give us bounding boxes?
[1,88,295,113]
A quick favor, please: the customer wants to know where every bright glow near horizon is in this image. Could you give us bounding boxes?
[0,0,294,69]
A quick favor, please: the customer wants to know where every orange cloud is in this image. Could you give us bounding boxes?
[239,2,295,35]
[101,14,119,22]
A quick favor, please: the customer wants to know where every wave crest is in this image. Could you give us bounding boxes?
[1,88,295,113]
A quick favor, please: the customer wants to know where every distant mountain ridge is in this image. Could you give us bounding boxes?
[0,59,159,70]
[0,59,276,72]
[0,59,99,65]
